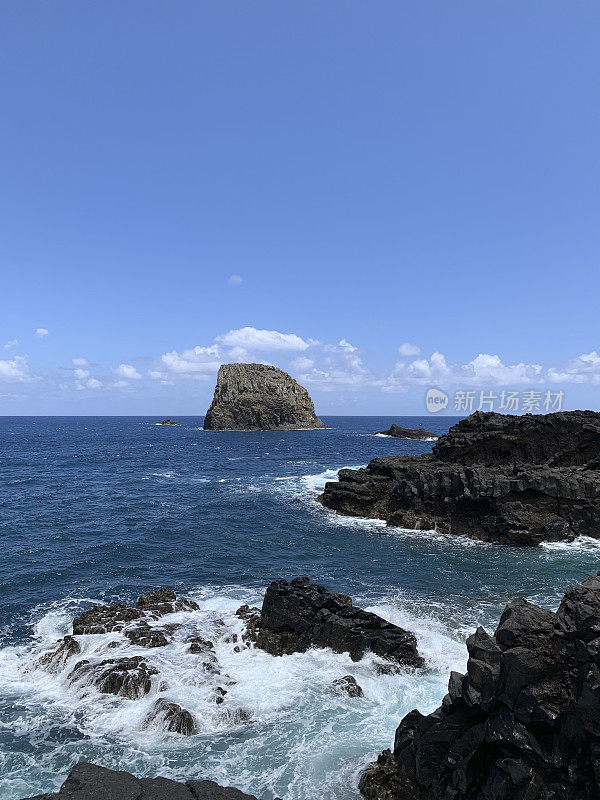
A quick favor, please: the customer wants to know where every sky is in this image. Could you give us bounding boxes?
[1,1,599,416]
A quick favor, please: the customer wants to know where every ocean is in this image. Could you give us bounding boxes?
[1,416,598,800]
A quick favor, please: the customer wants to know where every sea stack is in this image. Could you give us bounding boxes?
[203,363,326,431]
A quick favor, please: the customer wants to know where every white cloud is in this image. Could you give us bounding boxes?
[72,357,89,367]
[384,352,543,391]
[161,345,221,377]
[113,380,129,388]
[35,328,49,338]
[87,378,102,389]
[398,342,421,357]
[228,274,243,286]
[113,363,142,380]
[216,327,309,353]
[0,355,38,383]
[4,339,18,350]
[74,368,90,380]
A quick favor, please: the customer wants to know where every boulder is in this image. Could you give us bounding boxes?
[38,636,81,673]
[144,698,196,735]
[68,656,158,699]
[20,762,269,800]
[332,675,364,697]
[203,363,326,431]
[321,410,600,544]
[239,577,423,668]
[359,572,600,800]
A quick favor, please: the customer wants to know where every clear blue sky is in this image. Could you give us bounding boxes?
[1,1,599,415]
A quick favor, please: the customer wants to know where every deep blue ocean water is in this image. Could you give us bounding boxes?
[1,416,599,800]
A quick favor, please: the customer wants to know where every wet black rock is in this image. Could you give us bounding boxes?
[203,363,326,431]
[72,588,198,636]
[69,656,158,699]
[72,604,143,635]
[39,636,81,673]
[239,577,423,668]
[159,419,179,425]
[188,636,215,654]
[145,698,196,735]
[359,572,600,800]
[21,762,269,800]
[136,587,199,616]
[376,425,438,440]
[333,675,364,697]
[321,410,600,545]
[124,624,170,648]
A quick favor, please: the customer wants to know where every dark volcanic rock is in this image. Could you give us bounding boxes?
[203,363,326,431]
[69,656,158,699]
[21,762,268,800]
[145,698,196,735]
[321,410,600,545]
[72,604,143,635]
[38,636,81,673]
[159,419,179,425]
[359,573,600,800]
[240,577,423,668]
[72,588,198,636]
[136,587,199,616]
[376,425,438,440]
[333,675,364,697]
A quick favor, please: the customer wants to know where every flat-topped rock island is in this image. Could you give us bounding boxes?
[203,363,326,431]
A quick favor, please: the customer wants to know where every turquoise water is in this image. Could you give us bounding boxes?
[1,416,598,799]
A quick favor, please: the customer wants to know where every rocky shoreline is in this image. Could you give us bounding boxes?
[18,570,600,799]
[320,410,600,545]
[359,572,600,800]
[22,762,271,800]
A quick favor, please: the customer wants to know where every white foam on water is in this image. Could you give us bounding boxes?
[0,585,465,800]
[540,535,600,554]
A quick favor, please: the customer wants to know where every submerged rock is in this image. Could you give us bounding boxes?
[144,698,196,735]
[203,363,326,431]
[21,762,268,800]
[69,656,158,699]
[376,425,438,440]
[359,572,600,800]
[332,675,364,697]
[239,577,423,668]
[321,410,600,545]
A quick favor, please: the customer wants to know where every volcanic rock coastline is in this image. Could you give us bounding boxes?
[321,410,600,545]
[21,762,268,800]
[203,363,325,430]
[359,572,600,800]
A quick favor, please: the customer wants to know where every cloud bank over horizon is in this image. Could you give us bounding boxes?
[1,325,599,414]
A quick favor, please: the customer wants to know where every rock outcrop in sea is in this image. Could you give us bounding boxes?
[22,762,269,800]
[376,425,438,440]
[321,410,600,545]
[203,363,325,431]
[237,577,423,668]
[359,572,600,800]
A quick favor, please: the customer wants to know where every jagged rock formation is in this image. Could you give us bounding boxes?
[359,573,600,800]
[159,419,179,425]
[237,577,423,668]
[203,363,325,431]
[22,762,269,800]
[376,425,438,440]
[321,411,600,545]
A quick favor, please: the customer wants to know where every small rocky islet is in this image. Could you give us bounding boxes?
[203,363,325,431]
[321,409,600,545]
[375,424,438,440]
